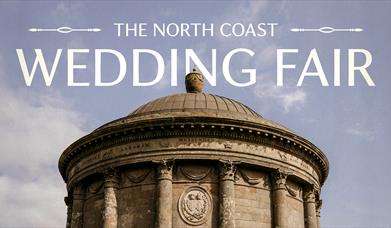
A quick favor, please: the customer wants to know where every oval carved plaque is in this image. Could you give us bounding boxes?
[178,186,212,226]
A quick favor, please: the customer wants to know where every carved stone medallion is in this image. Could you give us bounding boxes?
[178,186,212,226]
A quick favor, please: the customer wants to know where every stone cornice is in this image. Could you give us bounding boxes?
[59,116,329,186]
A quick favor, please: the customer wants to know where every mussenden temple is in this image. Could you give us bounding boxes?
[58,69,329,228]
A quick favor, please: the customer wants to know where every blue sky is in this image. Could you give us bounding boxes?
[0,1,390,227]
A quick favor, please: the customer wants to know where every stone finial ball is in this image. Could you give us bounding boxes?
[185,69,204,93]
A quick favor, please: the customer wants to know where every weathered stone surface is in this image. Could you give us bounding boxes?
[235,185,272,227]
[316,199,323,228]
[185,68,204,93]
[304,185,317,228]
[178,186,212,225]
[117,185,156,228]
[271,169,290,228]
[70,184,85,228]
[103,169,119,228]
[66,137,321,191]
[156,160,174,228]
[64,196,72,228]
[219,161,237,228]
[83,196,104,228]
[172,169,218,228]
[59,78,329,228]
[286,196,305,228]
[64,162,326,228]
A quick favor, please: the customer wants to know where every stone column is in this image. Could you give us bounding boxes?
[316,199,322,228]
[156,160,174,228]
[64,196,72,228]
[103,168,120,228]
[219,161,237,228]
[303,185,317,228]
[271,169,290,228]
[70,184,85,228]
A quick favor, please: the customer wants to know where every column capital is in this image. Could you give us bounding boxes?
[103,167,120,189]
[303,184,316,203]
[154,160,174,181]
[316,199,323,216]
[219,160,239,181]
[271,169,291,190]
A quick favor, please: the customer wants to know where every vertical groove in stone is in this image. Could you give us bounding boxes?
[233,100,247,114]
[166,93,175,110]
[227,97,240,113]
[148,97,162,113]
[219,95,231,111]
[203,93,207,109]
[155,160,174,228]
[271,169,290,228]
[192,93,196,109]
[103,168,119,228]
[219,161,236,228]
[182,93,189,110]
[70,184,85,228]
[211,94,220,112]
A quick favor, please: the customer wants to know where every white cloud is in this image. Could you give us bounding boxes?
[254,79,306,112]
[346,124,375,141]
[0,174,66,227]
[215,1,305,113]
[0,55,87,226]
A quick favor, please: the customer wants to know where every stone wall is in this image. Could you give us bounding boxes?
[172,183,218,228]
[117,185,156,227]
[235,186,272,228]
[286,180,305,228]
[286,196,305,228]
[172,162,219,228]
[71,161,316,228]
[118,166,156,228]
[83,178,104,228]
[235,168,272,228]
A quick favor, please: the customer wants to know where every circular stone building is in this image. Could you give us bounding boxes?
[59,70,329,228]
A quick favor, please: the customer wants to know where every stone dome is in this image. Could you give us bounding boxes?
[97,93,294,134]
[130,93,260,117]
[59,71,329,228]
[60,90,328,184]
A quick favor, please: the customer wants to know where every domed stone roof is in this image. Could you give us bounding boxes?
[59,70,329,228]
[97,92,293,133]
[130,93,260,117]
